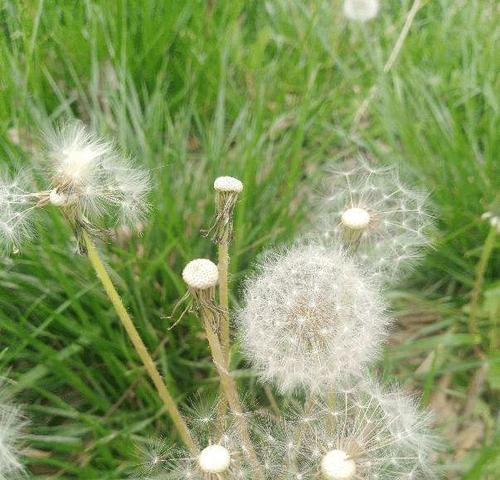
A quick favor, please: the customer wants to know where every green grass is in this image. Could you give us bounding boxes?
[0,0,498,478]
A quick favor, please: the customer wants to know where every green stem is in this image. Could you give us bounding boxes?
[83,232,197,453]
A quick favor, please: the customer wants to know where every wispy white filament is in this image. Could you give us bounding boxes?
[238,244,390,393]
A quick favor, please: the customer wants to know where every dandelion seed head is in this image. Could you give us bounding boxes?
[343,0,380,22]
[238,244,390,392]
[46,122,150,228]
[214,176,243,193]
[198,444,231,473]
[281,378,438,479]
[314,160,434,281]
[182,259,219,290]
[321,449,356,479]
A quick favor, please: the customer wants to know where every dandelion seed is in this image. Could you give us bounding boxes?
[343,0,380,22]
[238,244,390,393]
[314,160,434,281]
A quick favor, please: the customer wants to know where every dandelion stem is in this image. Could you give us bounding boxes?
[468,225,497,357]
[218,234,231,360]
[199,303,264,479]
[82,232,197,453]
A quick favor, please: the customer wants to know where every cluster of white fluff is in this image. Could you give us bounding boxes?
[343,0,380,22]
[46,122,150,227]
[0,388,26,479]
[313,161,434,281]
[238,244,389,393]
[0,122,150,254]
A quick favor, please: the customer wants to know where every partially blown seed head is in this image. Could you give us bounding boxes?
[238,244,390,393]
[343,0,380,22]
[46,122,150,227]
[314,160,434,281]
[278,378,438,479]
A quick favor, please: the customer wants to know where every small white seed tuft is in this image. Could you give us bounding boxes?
[341,207,370,230]
[198,444,231,473]
[182,259,219,289]
[321,449,356,479]
[214,176,243,193]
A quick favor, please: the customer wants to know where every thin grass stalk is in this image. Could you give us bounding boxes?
[82,232,197,453]
[199,303,264,479]
[468,225,497,357]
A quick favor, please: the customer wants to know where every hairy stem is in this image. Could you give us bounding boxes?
[83,232,197,453]
[218,235,231,360]
[468,226,497,356]
[199,304,264,479]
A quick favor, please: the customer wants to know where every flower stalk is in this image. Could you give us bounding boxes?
[83,232,197,453]
[182,259,264,479]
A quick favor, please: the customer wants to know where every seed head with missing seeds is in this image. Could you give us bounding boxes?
[314,160,434,281]
[0,122,150,255]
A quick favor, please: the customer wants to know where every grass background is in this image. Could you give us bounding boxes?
[0,0,499,478]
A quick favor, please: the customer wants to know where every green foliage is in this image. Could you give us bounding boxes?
[0,0,498,477]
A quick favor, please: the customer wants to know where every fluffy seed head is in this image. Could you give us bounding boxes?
[283,378,438,479]
[314,160,434,281]
[198,444,231,473]
[46,122,150,227]
[321,449,356,479]
[343,0,380,22]
[214,176,243,193]
[238,244,390,392]
[182,259,219,290]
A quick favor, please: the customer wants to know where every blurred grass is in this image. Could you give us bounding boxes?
[0,0,498,478]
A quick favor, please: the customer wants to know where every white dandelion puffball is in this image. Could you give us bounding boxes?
[238,244,390,393]
[0,173,36,253]
[182,259,219,290]
[286,379,438,479]
[0,391,27,478]
[214,176,243,193]
[46,122,150,226]
[198,444,231,473]
[315,161,434,280]
[343,0,380,22]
